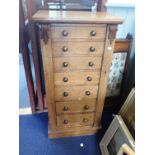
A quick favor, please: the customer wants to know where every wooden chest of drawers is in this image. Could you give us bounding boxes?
[32,10,123,138]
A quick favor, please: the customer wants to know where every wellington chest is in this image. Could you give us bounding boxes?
[32,10,123,138]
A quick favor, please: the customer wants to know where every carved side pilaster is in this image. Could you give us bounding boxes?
[108,25,118,45]
[38,24,50,44]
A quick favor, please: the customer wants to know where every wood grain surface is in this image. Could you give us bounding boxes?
[32,10,123,24]
[51,41,105,57]
[56,99,96,114]
[53,57,102,71]
[54,71,100,86]
[57,113,94,127]
[55,85,98,101]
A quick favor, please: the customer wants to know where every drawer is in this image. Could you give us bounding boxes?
[52,41,104,57]
[57,113,94,127]
[50,24,106,40]
[56,99,96,114]
[54,71,100,86]
[53,57,102,71]
[55,85,98,101]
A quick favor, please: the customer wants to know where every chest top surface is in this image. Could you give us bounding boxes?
[32,10,123,24]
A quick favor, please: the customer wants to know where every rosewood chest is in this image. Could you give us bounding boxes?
[32,10,123,138]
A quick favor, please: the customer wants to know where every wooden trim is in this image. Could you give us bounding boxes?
[19,0,36,113]
[19,0,25,53]
[39,23,57,129]
[32,10,123,24]
[114,39,132,53]
[97,0,107,12]
[19,0,25,29]
[20,29,36,113]
[29,22,44,111]
[26,0,36,21]
[94,24,117,126]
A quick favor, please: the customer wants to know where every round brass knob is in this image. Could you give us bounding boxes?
[85,91,90,96]
[63,77,68,82]
[63,62,68,67]
[63,92,68,97]
[64,120,68,124]
[84,105,89,110]
[87,76,92,81]
[62,46,68,52]
[83,118,88,123]
[91,31,96,36]
[89,46,95,52]
[62,30,68,36]
[88,61,94,67]
[63,106,69,111]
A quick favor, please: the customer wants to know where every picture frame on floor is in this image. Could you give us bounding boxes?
[119,88,135,138]
[99,115,135,155]
[117,144,135,155]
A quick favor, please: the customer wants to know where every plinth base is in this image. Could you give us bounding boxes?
[48,124,101,138]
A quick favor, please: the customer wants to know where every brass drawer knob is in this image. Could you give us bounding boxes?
[63,77,68,82]
[63,92,69,97]
[87,76,92,81]
[90,30,96,36]
[88,61,94,67]
[89,46,95,52]
[63,106,69,111]
[62,46,68,52]
[83,118,88,123]
[85,91,90,96]
[84,105,89,110]
[62,30,68,36]
[63,62,68,67]
[64,120,68,124]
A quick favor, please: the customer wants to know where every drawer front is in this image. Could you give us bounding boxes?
[54,71,100,86]
[53,57,102,71]
[57,113,94,127]
[52,41,104,57]
[51,25,106,40]
[56,99,96,114]
[55,85,98,101]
